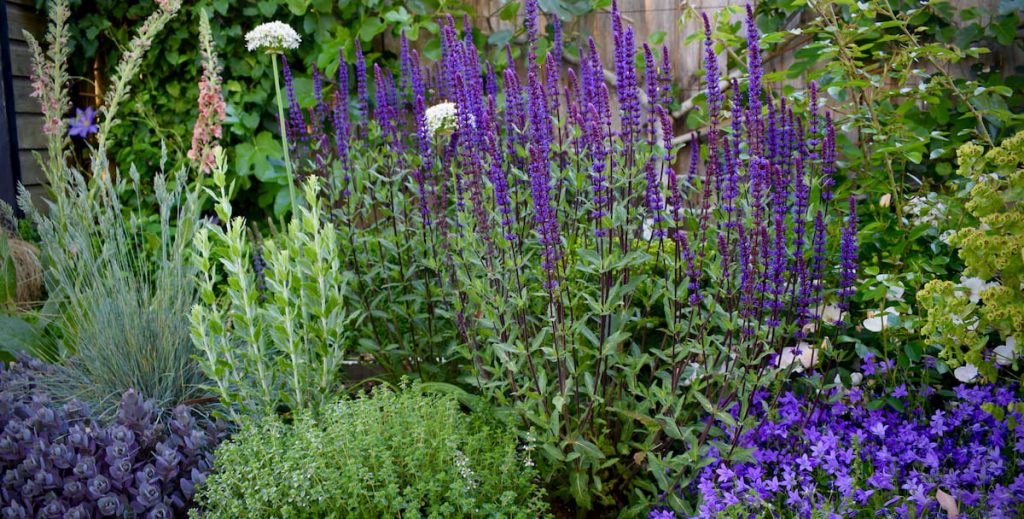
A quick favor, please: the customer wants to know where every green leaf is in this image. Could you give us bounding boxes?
[358,17,385,42]
[0,315,45,360]
[569,469,592,509]
[572,438,605,461]
[498,1,521,21]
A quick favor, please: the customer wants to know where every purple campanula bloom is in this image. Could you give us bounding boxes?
[68,106,98,138]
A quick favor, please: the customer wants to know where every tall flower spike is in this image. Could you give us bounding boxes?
[354,39,369,123]
[524,0,539,49]
[399,30,411,103]
[280,55,305,145]
[745,3,763,138]
[551,16,563,67]
[412,95,433,226]
[837,195,859,320]
[702,12,722,122]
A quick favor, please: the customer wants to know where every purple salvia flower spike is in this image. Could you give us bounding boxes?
[354,39,369,125]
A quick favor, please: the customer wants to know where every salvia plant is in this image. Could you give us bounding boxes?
[243,0,859,511]
[0,355,223,518]
[190,156,359,419]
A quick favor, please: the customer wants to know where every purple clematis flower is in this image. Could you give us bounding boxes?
[68,106,98,138]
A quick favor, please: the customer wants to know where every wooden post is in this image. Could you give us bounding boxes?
[0,0,20,213]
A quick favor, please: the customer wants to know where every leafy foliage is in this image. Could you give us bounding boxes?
[0,355,223,518]
[708,0,1024,388]
[918,131,1024,379]
[191,166,359,419]
[260,2,861,512]
[194,383,548,518]
[58,0,481,216]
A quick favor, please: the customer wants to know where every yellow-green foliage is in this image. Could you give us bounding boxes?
[918,131,1024,378]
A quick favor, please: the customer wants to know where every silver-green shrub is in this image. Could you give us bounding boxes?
[190,164,359,418]
[193,383,548,518]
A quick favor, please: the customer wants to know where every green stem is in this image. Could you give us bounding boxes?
[271,54,298,213]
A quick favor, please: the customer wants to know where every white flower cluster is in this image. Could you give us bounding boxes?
[904,194,948,227]
[245,22,301,53]
[453,449,477,489]
[424,102,467,139]
[777,337,831,373]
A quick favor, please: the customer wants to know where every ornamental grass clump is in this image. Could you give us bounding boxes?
[193,383,548,518]
[246,0,859,510]
[14,0,209,420]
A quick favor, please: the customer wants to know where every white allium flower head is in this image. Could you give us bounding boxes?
[424,102,467,138]
[245,22,301,53]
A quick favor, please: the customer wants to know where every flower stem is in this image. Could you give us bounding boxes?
[271,54,298,212]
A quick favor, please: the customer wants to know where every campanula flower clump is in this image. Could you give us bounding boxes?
[669,383,1024,518]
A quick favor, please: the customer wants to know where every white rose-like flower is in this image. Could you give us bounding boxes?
[959,276,998,304]
[953,363,979,383]
[424,102,462,139]
[863,307,899,333]
[245,22,301,53]
[994,336,1017,367]
[832,371,863,387]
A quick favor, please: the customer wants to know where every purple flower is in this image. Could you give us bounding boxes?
[354,39,369,124]
[68,106,98,138]
[837,195,859,315]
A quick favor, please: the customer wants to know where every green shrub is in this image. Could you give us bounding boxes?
[194,383,549,518]
[918,130,1024,380]
[190,168,359,419]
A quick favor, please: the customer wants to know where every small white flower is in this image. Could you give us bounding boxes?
[424,102,465,139]
[994,336,1017,367]
[777,347,801,372]
[642,218,655,241]
[885,284,905,302]
[959,276,997,304]
[953,363,979,383]
[820,304,843,325]
[879,193,892,208]
[245,22,301,53]
[797,343,820,371]
[863,307,899,333]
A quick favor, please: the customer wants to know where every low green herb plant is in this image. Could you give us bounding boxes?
[194,382,549,518]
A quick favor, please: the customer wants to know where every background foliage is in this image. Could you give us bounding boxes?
[56,0,476,216]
